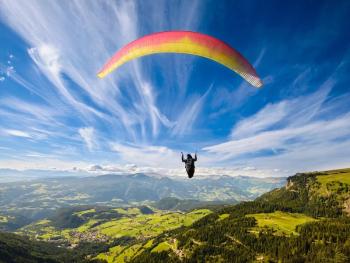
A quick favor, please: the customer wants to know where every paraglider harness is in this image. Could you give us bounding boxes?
[182,153,197,178]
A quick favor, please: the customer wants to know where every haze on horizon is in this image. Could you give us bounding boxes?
[0,0,349,178]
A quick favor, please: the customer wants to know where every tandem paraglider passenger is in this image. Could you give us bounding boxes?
[181,152,197,178]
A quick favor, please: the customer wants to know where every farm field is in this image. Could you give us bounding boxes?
[96,209,210,239]
[19,207,211,242]
[17,206,211,262]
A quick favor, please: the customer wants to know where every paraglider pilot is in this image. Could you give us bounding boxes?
[181,152,197,178]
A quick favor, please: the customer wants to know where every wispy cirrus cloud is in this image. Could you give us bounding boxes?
[230,78,333,139]
[0,1,349,177]
[0,0,204,142]
[204,77,350,174]
[110,143,178,167]
[85,163,279,178]
[2,129,31,138]
[0,0,210,173]
[79,127,98,152]
[210,48,266,119]
[171,84,213,137]
[0,1,156,137]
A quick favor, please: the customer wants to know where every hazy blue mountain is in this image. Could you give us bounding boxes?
[0,173,284,229]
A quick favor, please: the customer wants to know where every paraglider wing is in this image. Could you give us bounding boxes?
[97,31,263,88]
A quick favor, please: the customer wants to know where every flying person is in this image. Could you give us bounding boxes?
[181,152,197,178]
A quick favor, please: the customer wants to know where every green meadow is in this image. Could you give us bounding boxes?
[247,211,317,236]
[316,168,350,195]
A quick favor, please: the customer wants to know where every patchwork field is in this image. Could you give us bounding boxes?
[20,207,211,241]
[93,209,209,262]
[95,238,181,263]
[247,211,318,236]
[17,206,211,262]
[0,215,9,222]
[96,209,210,239]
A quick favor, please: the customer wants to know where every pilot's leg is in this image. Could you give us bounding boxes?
[187,167,194,178]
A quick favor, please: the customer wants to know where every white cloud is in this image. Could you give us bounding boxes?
[206,115,350,158]
[203,79,350,175]
[28,45,61,76]
[231,102,288,139]
[79,127,97,151]
[0,1,347,179]
[7,66,14,76]
[3,129,31,138]
[0,0,207,144]
[27,44,107,121]
[0,96,82,144]
[230,79,333,139]
[171,84,212,136]
[0,158,90,171]
[0,62,15,81]
[110,143,179,167]
[89,164,103,171]
[1,97,60,122]
[0,1,179,141]
[0,62,59,105]
[210,48,266,118]
[81,163,280,178]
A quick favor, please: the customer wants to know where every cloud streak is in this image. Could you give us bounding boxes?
[79,127,98,151]
[110,143,178,167]
[2,129,31,138]
[171,84,213,137]
[204,79,350,174]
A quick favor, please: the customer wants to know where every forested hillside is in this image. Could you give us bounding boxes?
[131,169,350,262]
[0,232,93,263]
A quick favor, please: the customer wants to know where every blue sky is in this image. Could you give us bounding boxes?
[0,0,349,177]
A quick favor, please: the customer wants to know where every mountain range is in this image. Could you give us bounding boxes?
[0,173,284,229]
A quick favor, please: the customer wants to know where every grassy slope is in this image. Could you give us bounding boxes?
[316,168,350,194]
[247,211,317,235]
[247,169,349,237]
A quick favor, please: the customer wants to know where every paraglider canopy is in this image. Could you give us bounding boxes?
[98,31,263,88]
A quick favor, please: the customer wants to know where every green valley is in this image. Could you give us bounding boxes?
[14,205,211,262]
[1,168,350,262]
[0,173,284,232]
[19,207,211,243]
